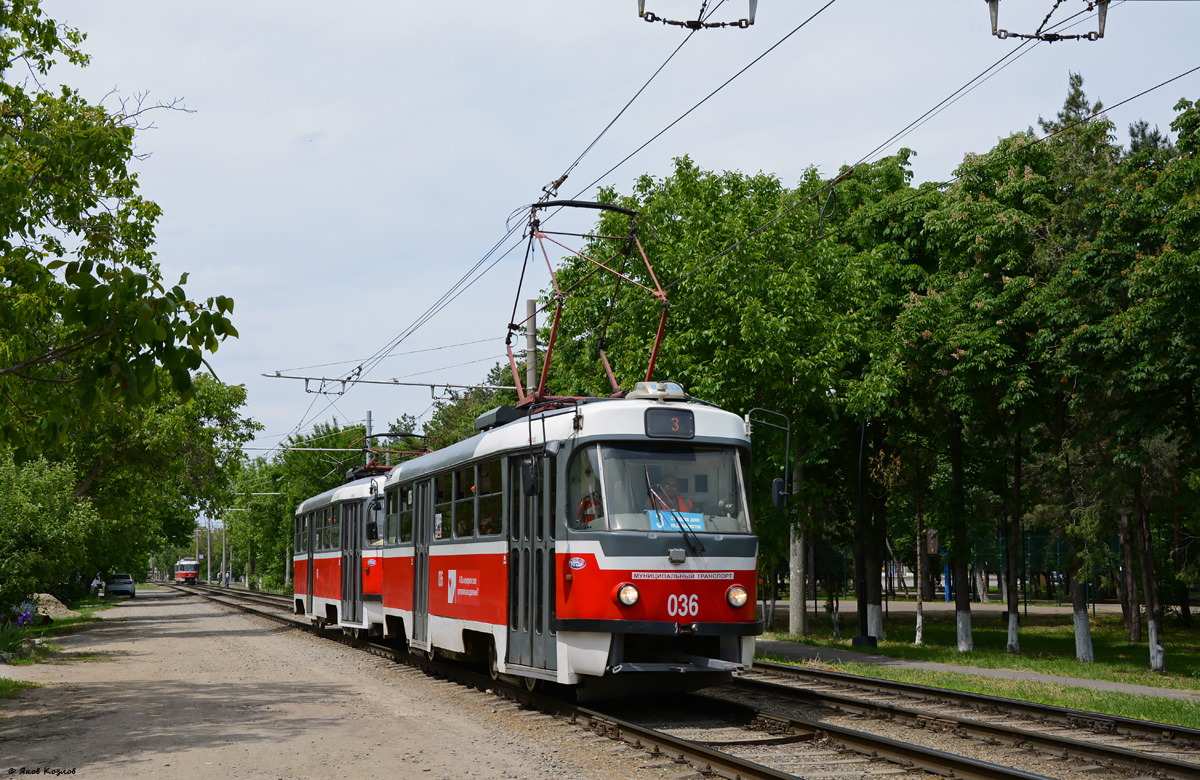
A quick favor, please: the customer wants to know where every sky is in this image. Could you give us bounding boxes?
[42,0,1200,459]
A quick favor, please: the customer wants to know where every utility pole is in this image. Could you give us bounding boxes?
[526,299,538,393]
[206,516,213,583]
[221,518,228,587]
[366,410,373,465]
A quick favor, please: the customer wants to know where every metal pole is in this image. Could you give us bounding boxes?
[852,420,875,647]
[526,299,538,393]
[1056,537,1062,607]
[206,516,212,583]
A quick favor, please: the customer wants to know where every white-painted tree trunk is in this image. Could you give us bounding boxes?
[956,610,973,652]
[914,611,923,646]
[789,526,807,636]
[867,603,884,640]
[831,602,841,638]
[1148,618,1166,672]
[1006,611,1019,655]
[1073,605,1094,662]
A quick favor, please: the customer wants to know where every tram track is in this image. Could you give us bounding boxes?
[724,661,1200,780]
[169,583,1106,780]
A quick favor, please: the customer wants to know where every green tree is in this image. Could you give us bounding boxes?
[1,0,237,458]
[0,452,95,610]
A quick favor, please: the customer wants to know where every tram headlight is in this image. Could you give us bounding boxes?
[726,585,749,609]
[615,583,640,607]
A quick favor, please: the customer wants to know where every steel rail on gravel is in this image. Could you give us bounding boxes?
[732,673,1200,780]
[753,660,1200,744]
[682,694,1054,780]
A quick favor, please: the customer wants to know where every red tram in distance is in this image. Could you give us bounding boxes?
[174,557,200,585]
[292,382,762,698]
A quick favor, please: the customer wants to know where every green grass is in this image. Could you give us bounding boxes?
[0,678,40,699]
[763,610,1200,692]
[759,655,1200,730]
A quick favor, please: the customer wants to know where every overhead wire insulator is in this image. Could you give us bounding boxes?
[639,1,757,30]
[987,0,1110,43]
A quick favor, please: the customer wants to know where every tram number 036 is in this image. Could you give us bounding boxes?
[667,593,700,617]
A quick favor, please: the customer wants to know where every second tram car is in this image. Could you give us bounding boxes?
[174,557,200,585]
[293,382,761,697]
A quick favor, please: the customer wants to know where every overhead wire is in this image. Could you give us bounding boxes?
[594,58,1200,344]
[268,1,757,444]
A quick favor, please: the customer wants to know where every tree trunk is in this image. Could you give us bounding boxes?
[766,565,778,630]
[1119,509,1141,642]
[1070,543,1094,662]
[1134,476,1165,672]
[1175,483,1191,628]
[949,416,972,652]
[886,538,910,599]
[790,525,808,636]
[976,567,989,603]
[915,452,925,647]
[864,422,887,640]
[1006,431,1021,654]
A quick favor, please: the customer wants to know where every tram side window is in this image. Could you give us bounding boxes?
[478,459,503,536]
[329,505,341,549]
[385,489,401,544]
[433,473,451,540]
[400,485,414,542]
[454,465,475,538]
[366,498,384,547]
[546,456,557,541]
[568,445,605,530]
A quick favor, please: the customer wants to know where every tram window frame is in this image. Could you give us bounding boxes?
[399,484,414,543]
[454,465,476,538]
[385,489,399,545]
[433,472,451,540]
[507,458,521,543]
[329,504,341,549]
[477,459,503,537]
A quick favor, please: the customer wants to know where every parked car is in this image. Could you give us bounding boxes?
[106,573,137,598]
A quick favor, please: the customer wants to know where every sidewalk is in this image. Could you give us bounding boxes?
[755,599,1200,704]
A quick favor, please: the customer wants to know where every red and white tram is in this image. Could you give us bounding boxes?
[174,557,200,585]
[293,381,761,697]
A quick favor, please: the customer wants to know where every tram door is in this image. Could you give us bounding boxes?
[305,511,315,615]
[507,455,557,672]
[411,480,432,650]
[341,502,363,624]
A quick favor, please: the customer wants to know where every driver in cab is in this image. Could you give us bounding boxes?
[652,475,693,513]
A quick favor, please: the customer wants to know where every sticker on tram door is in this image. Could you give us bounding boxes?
[447,569,480,606]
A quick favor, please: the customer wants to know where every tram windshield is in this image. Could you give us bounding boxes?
[568,443,750,534]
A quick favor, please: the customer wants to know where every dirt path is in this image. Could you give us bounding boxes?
[0,589,641,779]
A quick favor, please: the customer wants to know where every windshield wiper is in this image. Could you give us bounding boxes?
[643,464,705,555]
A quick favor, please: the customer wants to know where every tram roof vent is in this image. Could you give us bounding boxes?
[626,381,689,402]
[475,405,530,432]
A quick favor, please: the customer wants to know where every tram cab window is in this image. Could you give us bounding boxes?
[568,445,606,530]
[569,443,750,534]
[433,473,451,540]
[477,459,503,536]
[454,466,475,538]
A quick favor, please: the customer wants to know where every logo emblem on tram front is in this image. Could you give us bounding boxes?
[568,557,586,570]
